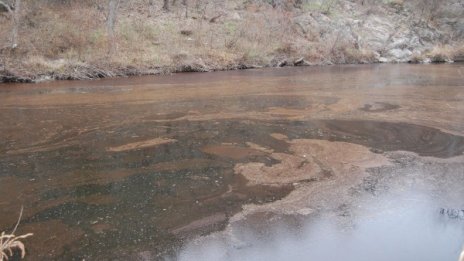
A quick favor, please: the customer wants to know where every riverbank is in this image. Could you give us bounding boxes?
[0,0,463,83]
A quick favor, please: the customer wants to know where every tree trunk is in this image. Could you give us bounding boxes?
[107,0,120,55]
[162,0,169,11]
[148,0,154,15]
[11,0,20,48]
[183,0,188,18]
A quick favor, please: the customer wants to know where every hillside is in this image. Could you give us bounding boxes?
[0,0,463,82]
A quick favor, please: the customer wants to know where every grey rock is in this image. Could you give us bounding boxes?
[229,12,241,20]
[294,57,310,66]
[386,48,413,62]
[378,57,389,63]
[356,16,395,51]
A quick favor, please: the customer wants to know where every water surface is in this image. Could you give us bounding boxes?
[0,64,464,260]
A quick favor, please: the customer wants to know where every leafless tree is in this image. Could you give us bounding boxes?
[415,0,440,21]
[11,0,20,48]
[148,0,155,14]
[163,0,169,11]
[182,0,188,18]
[163,0,188,13]
[0,0,20,48]
[107,0,120,55]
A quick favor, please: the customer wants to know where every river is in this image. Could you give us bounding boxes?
[1,64,464,260]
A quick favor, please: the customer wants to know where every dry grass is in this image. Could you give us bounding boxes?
[427,45,454,62]
[408,43,464,63]
[0,0,461,81]
[1,0,370,76]
[1,207,33,261]
[453,43,464,59]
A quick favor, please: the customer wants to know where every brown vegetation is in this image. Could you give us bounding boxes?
[0,0,462,82]
[409,44,464,63]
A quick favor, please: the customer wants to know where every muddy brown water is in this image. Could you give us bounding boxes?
[1,64,464,260]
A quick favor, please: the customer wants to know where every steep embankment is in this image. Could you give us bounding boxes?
[0,0,463,82]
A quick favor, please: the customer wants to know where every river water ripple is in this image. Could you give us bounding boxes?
[0,64,463,260]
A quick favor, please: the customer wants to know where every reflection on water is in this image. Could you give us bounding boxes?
[0,64,464,260]
[178,192,464,261]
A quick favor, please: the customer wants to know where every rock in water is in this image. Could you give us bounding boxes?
[439,208,464,219]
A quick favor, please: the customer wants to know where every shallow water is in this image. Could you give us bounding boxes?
[177,191,464,261]
[0,64,464,260]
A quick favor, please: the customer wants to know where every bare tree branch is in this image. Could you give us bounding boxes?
[0,0,13,13]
